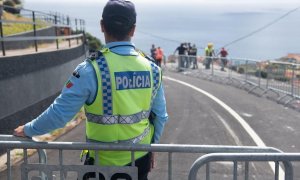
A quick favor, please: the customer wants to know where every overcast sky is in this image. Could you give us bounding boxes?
[25,0,300,4]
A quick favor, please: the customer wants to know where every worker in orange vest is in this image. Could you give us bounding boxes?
[155,47,163,67]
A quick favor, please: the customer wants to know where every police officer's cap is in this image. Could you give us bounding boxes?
[102,0,136,28]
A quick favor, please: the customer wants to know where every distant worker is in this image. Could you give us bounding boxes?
[174,43,187,69]
[218,47,228,71]
[150,44,156,60]
[155,46,164,67]
[204,42,215,69]
[14,1,169,180]
[189,44,198,69]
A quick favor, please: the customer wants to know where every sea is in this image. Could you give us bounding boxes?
[23,1,300,60]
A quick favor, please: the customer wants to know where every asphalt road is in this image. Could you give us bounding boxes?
[1,67,300,180]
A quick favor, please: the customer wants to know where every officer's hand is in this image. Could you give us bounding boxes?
[13,125,26,137]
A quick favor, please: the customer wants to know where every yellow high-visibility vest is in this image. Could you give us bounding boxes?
[84,48,162,166]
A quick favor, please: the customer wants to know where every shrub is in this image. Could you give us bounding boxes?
[274,77,290,82]
[229,65,237,71]
[238,67,244,74]
[85,32,102,52]
[3,0,20,14]
[255,70,268,78]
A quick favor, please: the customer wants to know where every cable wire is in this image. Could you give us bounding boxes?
[222,6,300,48]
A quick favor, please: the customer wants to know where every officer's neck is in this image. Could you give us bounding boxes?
[104,34,131,43]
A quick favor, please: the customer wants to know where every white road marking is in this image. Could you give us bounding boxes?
[212,110,243,146]
[164,76,284,179]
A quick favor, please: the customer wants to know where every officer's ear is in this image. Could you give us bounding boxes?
[128,24,136,37]
[100,20,105,33]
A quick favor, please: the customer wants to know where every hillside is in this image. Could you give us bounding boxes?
[2,11,48,35]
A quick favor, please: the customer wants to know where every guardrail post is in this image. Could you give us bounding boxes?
[258,62,262,88]
[0,3,6,56]
[211,57,214,76]
[291,65,296,97]
[245,60,249,83]
[75,18,79,44]
[168,152,173,180]
[7,149,11,180]
[266,61,271,90]
[54,14,59,50]
[67,16,71,47]
[32,11,38,52]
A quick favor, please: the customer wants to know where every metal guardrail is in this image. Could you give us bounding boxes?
[0,5,86,56]
[188,153,300,180]
[0,135,287,180]
[171,55,300,106]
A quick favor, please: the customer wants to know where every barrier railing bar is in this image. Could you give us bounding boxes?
[0,141,283,153]
[188,153,299,180]
[6,149,11,180]
[59,149,63,180]
[206,163,210,180]
[233,161,238,180]
[173,55,300,102]
[168,152,172,180]
[131,151,135,166]
[0,34,83,42]
[275,161,279,180]
[32,11,38,52]
[245,161,249,180]
[0,10,5,56]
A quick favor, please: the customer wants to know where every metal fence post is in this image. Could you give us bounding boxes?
[75,18,79,44]
[168,152,173,180]
[54,14,59,49]
[0,3,5,56]
[7,149,11,180]
[266,61,271,90]
[211,57,214,76]
[67,16,71,47]
[291,65,296,97]
[258,62,262,88]
[32,11,38,52]
[245,60,249,83]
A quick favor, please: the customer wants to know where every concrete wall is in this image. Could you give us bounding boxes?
[0,44,87,134]
[3,27,56,50]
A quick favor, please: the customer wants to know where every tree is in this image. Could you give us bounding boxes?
[3,0,22,14]
[85,32,102,52]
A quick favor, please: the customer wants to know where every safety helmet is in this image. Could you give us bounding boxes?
[207,43,213,48]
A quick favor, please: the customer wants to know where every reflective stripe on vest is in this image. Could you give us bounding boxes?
[150,62,160,105]
[87,125,150,144]
[86,110,150,124]
[86,55,160,127]
[98,56,113,115]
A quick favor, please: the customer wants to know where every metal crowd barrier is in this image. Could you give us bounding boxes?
[0,134,288,180]
[0,135,47,180]
[188,153,300,180]
[171,55,300,106]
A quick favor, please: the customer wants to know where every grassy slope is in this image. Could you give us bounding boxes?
[2,11,48,36]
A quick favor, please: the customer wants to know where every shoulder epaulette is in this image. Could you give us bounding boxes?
[88,51,103,61]
[136,49,156,63]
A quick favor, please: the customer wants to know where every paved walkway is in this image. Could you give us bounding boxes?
[0,39,83,57]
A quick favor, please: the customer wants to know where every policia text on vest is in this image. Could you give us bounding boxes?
[115,71,151,90]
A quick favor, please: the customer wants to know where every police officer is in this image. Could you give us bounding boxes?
[14,1,168,180]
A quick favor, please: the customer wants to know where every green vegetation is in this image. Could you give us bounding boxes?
[2,12,48,36]
[3,0,23,14]
[85,32,103,52]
